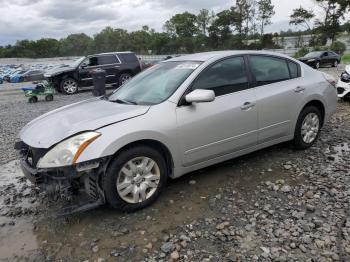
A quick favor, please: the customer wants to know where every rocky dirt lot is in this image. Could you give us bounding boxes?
[0,66,349,262]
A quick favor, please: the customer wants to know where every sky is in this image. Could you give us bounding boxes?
[0,0,319,46]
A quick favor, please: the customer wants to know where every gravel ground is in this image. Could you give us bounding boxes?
[0,83,97,165]
[145,102,350,261]
[0,65,349,261]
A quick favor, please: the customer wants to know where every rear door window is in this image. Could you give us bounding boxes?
[249,56,291,86]
[97,55,118,65]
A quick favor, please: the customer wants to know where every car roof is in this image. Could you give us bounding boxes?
[166,50,295,62]
[94,51,135,56]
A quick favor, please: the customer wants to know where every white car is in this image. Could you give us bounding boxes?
[337,65,350,99]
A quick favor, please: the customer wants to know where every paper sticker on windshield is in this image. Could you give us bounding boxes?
[175,63,200,70]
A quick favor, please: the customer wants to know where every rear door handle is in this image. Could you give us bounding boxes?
[294,86,306,93]
[241,102,255,111]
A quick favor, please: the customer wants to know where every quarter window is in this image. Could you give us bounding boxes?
[192,56,249,96]
[119,54,139,63]
[249,56,291,86]
[288,61,299,79]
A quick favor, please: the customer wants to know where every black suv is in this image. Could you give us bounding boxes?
[299,51,341,69]
[44,52,142,94]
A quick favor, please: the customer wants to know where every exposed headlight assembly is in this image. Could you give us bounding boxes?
[307,59,316,62]
[37,132,101,168]
[341,72,350,82]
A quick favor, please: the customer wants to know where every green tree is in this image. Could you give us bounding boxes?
[197,9,214,35]
[208,9,236,49]
[233,0,247,37]
[164,12,199,52]
[92,27,129,53]
[341,22,350,33]
[330,40,346,54]
[290,7,315,30]
[33,38,60,58]
[129,30,152,54]
[257,0,275,37]
[314,0,350,43]
[164,12,199,38]
[59,33,92,56]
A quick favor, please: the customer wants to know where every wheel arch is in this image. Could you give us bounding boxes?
[120,70,133,76]
[106,139,174,178]
[300,99,326,126]
[60,73,79,82]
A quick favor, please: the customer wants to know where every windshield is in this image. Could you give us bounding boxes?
[304,52,323,58]
[70,57,85,68]
[108,61,201,105]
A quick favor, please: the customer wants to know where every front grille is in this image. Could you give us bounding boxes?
[337,87,345,95]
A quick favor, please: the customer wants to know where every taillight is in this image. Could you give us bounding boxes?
[322,73,336,88]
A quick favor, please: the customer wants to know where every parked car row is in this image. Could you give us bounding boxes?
[0,64,48,84]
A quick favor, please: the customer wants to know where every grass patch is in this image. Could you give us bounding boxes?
[342,54,350,64]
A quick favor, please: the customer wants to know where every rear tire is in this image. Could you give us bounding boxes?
[333,60,339,67]
[103,146,168,212]
[293,106,322,149]
[119,73,132,86]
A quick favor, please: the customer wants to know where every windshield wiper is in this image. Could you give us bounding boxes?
[113,99,138,105]
[100,94,109,100]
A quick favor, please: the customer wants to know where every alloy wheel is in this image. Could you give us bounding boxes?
[116,157,160,204]
[301,113,320,144]
[63,79,78,94]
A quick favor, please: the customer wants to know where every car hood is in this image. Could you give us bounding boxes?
[20,98,150,148]
[44,65,75,77]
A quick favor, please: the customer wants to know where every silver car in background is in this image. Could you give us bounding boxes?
[16,51,337,213]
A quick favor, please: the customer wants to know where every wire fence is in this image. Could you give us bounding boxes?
[138,46,350,62]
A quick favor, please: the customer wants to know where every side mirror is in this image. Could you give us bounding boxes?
[185,89,215,104]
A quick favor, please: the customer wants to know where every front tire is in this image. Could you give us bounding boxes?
[333,60,339,67]
[103,146,168,212]
[293,106,322,149]
[60,78,78,95]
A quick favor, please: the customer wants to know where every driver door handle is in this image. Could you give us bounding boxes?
[294,86,306,93]
[241,102,256,111]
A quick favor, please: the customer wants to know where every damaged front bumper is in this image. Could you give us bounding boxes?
[337,79,350,99]
[16,141,109,215]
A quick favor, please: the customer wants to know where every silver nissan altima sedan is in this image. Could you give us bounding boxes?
[16,51,337,213]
